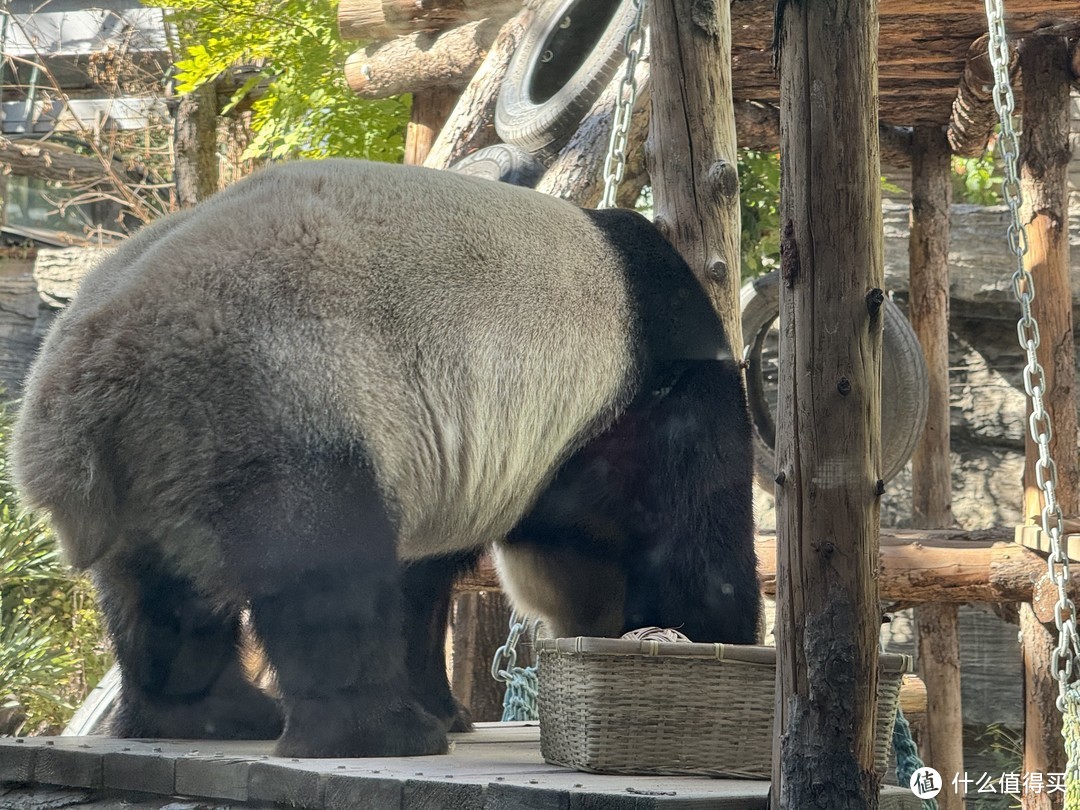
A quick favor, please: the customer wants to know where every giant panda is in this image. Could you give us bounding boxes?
[12,159,759,758]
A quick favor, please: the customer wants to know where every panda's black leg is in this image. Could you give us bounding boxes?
[220,454,447,758]
[400,552,479,732]
[92,552,283,740]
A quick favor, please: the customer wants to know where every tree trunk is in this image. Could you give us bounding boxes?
[908,125,964,810]
[771,0,883,804]
[1018,34,1076,810]
[174,84,220,207]
[646,0,742,348]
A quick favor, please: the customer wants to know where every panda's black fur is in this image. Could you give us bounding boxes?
[12,160,759,758]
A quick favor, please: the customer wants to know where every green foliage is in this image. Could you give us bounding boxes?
[0,404,110,735]
[952,153,1003,206]
[738,149,781,279]
[154,0,409,161]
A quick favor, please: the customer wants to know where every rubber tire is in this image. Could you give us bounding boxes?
[740,271,929,489]
[448,143,547,188]
[62,663,121,735]
[495,0,639,157]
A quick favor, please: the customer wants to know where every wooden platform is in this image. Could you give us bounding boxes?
[0,724,924,809]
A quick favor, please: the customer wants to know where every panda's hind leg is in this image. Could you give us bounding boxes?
[401,552,479,732]
[93,551,283,740]
[219,452,447,758]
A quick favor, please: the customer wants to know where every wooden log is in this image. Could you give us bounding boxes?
[1071,38,1080,85]
[733,101,913,167]
[647,0,742,352]
[404,89,458,165]
[534,42,650,207]
[461,529,1080,605]
[423,7,534,170]
[0,136,134,185]
[339,0,521,41]
[908,125,963,810]
[449,590,508,723]
[1017,34,1076,810]
[173,84,220,207]
[771,0,883,803]
[948,35,1018,157]
[344,19,502,99]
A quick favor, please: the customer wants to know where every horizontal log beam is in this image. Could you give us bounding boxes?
[339,0,521,41]
[0,136,132,184]
[458,527,1078,605]
[345,19,501,98]
[948,34,1018,157]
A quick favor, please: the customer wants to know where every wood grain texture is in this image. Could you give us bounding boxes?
[338,0,521,41]
[1017,35,1075,810]
[646,0,743,349]
[770,0,884,803]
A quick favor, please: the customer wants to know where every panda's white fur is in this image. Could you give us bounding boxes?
[11,159,755,757]
[15,161,647,566]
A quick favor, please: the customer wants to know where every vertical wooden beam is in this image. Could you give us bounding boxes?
[908,125,964,810]
[174,83,220,207]
[770,0,883,804]
[1017,34,1077,810]
[449,590,510,722]
[404,88,458,166]
[645,0,742,348]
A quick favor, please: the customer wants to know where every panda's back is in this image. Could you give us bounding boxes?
[14,160,640,565]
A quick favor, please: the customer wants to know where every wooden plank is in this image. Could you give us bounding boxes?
[403,779,486,809]
[0,741,36,783]
[323,773,403,810]
[174,755,255,802]
[33,747,103,790]
[1016,526,1080,562]
[101,750,175,795]
[484,783,570,810]
[247,760,323,807]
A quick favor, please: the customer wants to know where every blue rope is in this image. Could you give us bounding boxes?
[893,707,938,810]
[500,664,538,722]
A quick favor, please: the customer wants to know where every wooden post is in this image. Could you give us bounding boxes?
[173,83,219,206]
[645,0,742,347]
[908,125,964,810]
[770,0,883,804]
[1017,34,1077,810]
[404,89,458,166]
[449,590,511,722]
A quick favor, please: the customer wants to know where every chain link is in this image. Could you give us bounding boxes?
[984,0,1080,732]
[491,609,528,683]
[599,0,648,209]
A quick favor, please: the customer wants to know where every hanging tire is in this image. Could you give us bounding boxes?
[448,143,546,188]
[495,0,639,156]
[740,271,929,489]
[62,663,120,735]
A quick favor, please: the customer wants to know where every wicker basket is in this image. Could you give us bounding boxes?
[536,637,910,779]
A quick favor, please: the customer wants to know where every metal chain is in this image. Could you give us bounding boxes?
[598,0,648,209]
[984,0,1080,719]
[491,609,529,684]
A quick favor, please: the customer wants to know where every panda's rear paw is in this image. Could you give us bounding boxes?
[445,698,473,733]
[275,696,448,758]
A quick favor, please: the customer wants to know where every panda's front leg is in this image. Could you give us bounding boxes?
[219,455,447,758]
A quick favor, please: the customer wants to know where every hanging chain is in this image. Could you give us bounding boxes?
[599,0,648,209]
[491,609,529,684]
[984,0,1080,716]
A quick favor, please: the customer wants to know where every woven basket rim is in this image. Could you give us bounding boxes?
[535,637,912,674]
